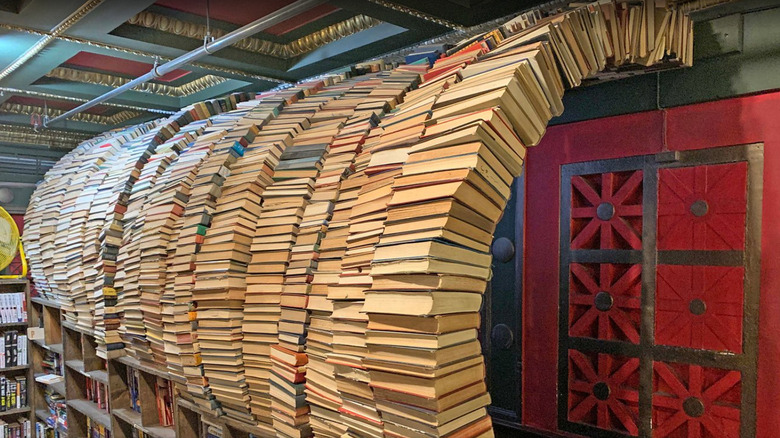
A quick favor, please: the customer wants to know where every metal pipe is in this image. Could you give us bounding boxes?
[46,0,321,127]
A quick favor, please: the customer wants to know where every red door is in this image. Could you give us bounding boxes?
[559,145,761,438]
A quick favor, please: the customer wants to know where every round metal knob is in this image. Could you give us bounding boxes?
[492,237,515,263]
[596,202,615,221]
[594,291,614,311]
[491,323,514,350]
[683,397,705,418]
[690,199,709,217]
[689,299,707,316]
[593,382,611,401]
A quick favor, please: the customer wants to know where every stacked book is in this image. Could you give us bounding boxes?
[324,64,458,438]
[269,86,376,438]
[91,129,161,355]
[24,140,91,301]
[173,91,310,417]
[96,104,219,358]
[241,79,344,426]
[304,65,424,438]
[190,98,284,423]
[116,119,210,354]
[59,132,136,325]
[164,116,258,411]
[134,127,227,365]
[358,22,569,437]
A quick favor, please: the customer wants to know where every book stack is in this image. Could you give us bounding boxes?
[60,135,128,325]
[165,117,257,410]
[241,79,343,425]
[190,99,285,423]
[304,67,421,438]
[241,81,358,433]
[171,94,304,412]
[359,32,566,436]
[24,144,84,300]
[0,375,27,411]
[270,92,376,438]
[0,330,27,368]
[116,120,210,351]
[92,130,161,356]
[98,104,220,359]
[134,127,227,364]
[324,66,455,438]
[25,129,120,300]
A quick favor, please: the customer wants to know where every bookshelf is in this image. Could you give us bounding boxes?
[0,279,33,437]
[109,356,175,438]
[27,290,289,438]
[30,290,64,438]
[63,321,111,438]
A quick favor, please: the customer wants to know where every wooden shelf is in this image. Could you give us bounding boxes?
[34,408,47,422]
[117,355,172,380]
[35,373,66,397]
[30,296,61,310]
[62,320,96,338]
[67,398,112,431]
[114,407,176,438]
[65,359,109,385]
[176,398,274,438]
[0,406,30,417]
[35,408,69,437]
[32,338,63,355]
[0,364,29,372]
[0,322,28,328]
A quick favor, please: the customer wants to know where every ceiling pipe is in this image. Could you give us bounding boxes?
[45,0,323,127]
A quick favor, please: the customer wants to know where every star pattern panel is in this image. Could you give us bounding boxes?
[570,170,643,250]
[657,162,747,251]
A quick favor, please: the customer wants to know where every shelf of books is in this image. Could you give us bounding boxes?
[109,356,175,438]
[0,280,33,438]
[30,287,64,438]
[63,321,112,438]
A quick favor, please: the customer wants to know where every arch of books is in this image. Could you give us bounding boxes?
[24,3,693,437]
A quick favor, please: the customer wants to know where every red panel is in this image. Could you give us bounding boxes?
[569,263,641,343]
[155,0,294,26]
[656,265,744,353]
[657,163,747,251]
[653,362,741,438]
[523,110,664,431]
[525,93,780,437]
[570,170,643,250]
[64,52,190,83]
[11,214,22,234]
[568,350,640,435]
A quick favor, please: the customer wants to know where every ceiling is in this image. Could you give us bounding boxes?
[0,0,536,156]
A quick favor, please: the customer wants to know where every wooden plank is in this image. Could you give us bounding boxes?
[0,406,30,417]
[116,355,172,380]
[68,399,112,431]
[114,408,176,438]
[30,296,62,310]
